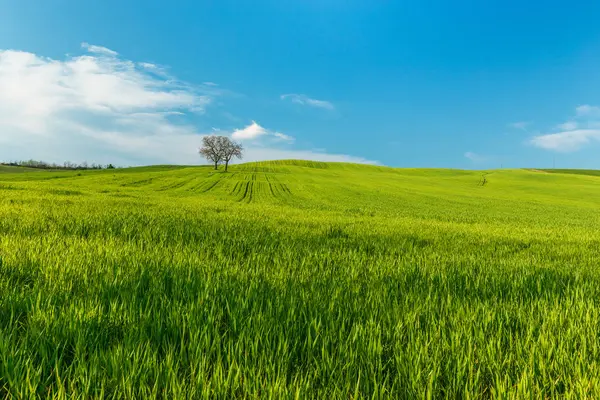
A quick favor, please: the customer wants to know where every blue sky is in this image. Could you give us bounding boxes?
[2,0,600,168]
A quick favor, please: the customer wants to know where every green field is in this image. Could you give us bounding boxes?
[2,160,600,398]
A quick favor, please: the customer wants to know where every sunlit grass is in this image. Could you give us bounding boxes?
[1,161,600,398]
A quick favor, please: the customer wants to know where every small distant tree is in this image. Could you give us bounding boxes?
[222,139,243,172]
[199,136,224,170]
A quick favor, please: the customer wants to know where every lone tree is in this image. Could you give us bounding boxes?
[222,139,243,172]
[199,136,224,170]
[199,135,243,171]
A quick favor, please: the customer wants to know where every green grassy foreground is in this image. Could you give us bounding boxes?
[2,160,600,398]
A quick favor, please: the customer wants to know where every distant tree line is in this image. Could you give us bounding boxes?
[1,160,116,170]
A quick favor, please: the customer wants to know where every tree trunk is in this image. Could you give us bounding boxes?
[225,161,229,172]
[214,161,218,170]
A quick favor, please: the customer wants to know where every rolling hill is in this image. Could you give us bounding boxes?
[1,160,600,398]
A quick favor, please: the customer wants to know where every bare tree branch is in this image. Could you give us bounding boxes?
[199,136,225,170]
[221,139,243,172]
[199,136,244,171]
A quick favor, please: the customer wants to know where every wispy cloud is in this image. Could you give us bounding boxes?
[556,121,578,131]
[81,42,118,57]
[239,147,378,165]
[528,105,600,152]
[280,94,334,110]
[509,121,530,131]
[273,132,295,142]
[464,152,486,163]
[576,104,600,117]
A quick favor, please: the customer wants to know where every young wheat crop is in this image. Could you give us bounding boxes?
[1,161,600,398]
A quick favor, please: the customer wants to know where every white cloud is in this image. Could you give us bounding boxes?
[281,94,334,110]
[231,121,294,143]
[231,121,268,140]
[0,44,372,166]
[464,152,486,163]
[81,42,118,57]
[528,105,600,152]
[530,129,600,152]
[0,44,212,165]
